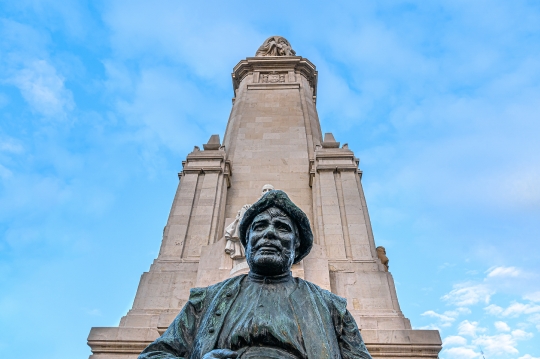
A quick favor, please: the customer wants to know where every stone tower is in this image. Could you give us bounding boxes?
[88,36,442,358]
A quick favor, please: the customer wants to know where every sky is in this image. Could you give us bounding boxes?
[0,1,539,358]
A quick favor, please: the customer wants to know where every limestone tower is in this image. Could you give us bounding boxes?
[88,36,442,358]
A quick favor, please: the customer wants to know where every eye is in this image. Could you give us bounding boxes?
[252,222,267,231]
[275,223,292,232]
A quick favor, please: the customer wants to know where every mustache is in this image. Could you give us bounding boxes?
[253,239,283,251]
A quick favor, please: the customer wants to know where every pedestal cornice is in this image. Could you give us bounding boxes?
[179,148,231,187]
[231,56,318,98]
[309,147,362,187]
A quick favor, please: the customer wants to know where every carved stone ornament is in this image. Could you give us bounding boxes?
[255,36,296,57]
[261,71,286,83]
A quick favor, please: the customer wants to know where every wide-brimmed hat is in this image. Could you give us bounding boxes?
[239,190,313,264]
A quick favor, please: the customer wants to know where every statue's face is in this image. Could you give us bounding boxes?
[246,207,299,276]
[260,184,274,196]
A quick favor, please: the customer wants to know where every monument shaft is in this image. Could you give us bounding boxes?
[88,41,442,359]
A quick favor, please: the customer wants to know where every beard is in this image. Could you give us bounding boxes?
[247,247,294,276]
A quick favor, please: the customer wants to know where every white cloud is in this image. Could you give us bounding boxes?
[458,320,486,337]
[494,321,511,332]
[442,283,494,306]
[518,355,540,359]
[524,292,540,302]
[474,333,518,355]
[485,302,540,317]
[443,335,467,347]
[528,313,540,331]
[422,310,455,327]
[472,330,533,357]
[485,304,504,315]
[9,60,74,118]
[446,307,472,316]
[504,303,540,317]
[487,266,522,278]
[512,329,534,341]
[421,307,470,328]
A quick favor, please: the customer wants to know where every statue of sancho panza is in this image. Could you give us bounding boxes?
[139,190,373,359]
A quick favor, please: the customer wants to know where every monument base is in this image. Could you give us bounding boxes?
[87,327,441,359]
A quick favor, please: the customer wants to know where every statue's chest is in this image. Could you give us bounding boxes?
[217,280,306,358]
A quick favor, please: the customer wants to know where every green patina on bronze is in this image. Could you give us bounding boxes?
[138,190,373,359]
[239,190,313,264]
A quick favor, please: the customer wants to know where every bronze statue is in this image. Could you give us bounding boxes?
[139,190,373,359]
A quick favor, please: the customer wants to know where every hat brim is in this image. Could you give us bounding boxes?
[239,190,313,264]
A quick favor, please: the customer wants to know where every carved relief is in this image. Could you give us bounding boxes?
[260,71,286,83]
[255,36,296,57]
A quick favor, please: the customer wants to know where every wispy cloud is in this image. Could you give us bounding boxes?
[494,321,511,332]
[8,60,74,118]
[443,335,468,347]
[442,283,494,306]
[485,302,540,317]
[458,320,487,337]
[487,266,522,278]
[524,292,540,303]
[474,330,533,356]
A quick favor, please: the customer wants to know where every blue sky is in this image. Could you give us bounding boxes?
[1,1,539,358]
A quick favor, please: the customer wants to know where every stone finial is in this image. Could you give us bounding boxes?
[255,36,296,57]
[376,246,389,272]
[322,132,340,148]
[203,134,221,150]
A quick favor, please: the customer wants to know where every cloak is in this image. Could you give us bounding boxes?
[139,275,372,359]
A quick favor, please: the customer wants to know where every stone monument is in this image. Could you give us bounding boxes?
[88,36,442,358]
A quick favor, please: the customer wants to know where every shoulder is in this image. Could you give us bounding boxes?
[188,275,246,311]
[296,278,347,316]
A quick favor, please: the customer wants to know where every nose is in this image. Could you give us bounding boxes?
[262,225,277,239]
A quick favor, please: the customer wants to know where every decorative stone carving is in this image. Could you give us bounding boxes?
[224,184,274,259]
[255,36,296,57]
[261,71,286,83]
[377,246,389,271]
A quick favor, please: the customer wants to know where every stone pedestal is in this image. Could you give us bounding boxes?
[88,44,442,358]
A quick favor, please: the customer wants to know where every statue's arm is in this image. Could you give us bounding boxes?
[337,309,373,359]
[138,288,207,359]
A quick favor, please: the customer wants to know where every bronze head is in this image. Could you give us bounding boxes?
[239,190,313,275]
